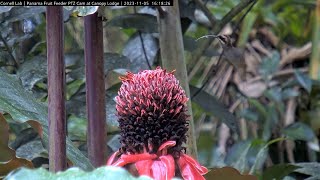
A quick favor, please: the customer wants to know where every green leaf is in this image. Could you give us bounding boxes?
[67,52,133,80]
[190,85,239,134]
[66,79,85,100]
[15,139,47,162]
[226,140,251,173]
[281,88,300,100]
[250,138,286,174]
[264,87,282,102]
[258,51,280,81]
[239,108,259,122]
[0,70,94,170]
[106,14,158,33]
[262,104,279,141]
[4,166,153,180]
[67,115,87,141]
[262,164,299,180]
[248,99,267,120]
[293,163,320,179]
[282,122,316,141]
[294,70,312,93]
[17,56,47,91]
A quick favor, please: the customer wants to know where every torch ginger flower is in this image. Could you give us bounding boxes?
[107,67,208,180]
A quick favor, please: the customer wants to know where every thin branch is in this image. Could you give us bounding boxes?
[216,0,256,32]
[194,0,217,28]
[134,6,152,69]
[233,0,258,32]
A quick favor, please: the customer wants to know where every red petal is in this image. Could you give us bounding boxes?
[158,141,176,154]
[159,155,175,179]
[107,150,120,165]
[112,153,157,167]
[178,154,208,180]
[136,160,153,176]
[181,154,208,174]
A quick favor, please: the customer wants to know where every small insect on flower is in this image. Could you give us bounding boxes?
[107,67,208,180]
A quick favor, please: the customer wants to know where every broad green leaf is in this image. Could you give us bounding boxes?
[0,70,94,170]
[4,166,152,180]
[68,52,132,80]
[262,164,299,180]
[190,85,239,134]
[282,122,316,141]
[15,139,47,162]
[66,89,119,135]
[106,14,158,33]
[294,70,312,93]
[67,115,87,141]
[227,140,251,173]
[17,56,47,91]
[293,162,320,179]
[249,138,286,174]
[66,79,85,100]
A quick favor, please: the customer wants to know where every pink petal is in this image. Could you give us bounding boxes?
[136,160,153,176]
[158,141,176,154]
[159,155,175,179]
[181,154,208,174]
[112,153,157,167]
[151,160,168,180]
[107,150,120,165]
[178,154,208,180]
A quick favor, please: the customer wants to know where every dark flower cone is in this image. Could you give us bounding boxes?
[108,67,208,180]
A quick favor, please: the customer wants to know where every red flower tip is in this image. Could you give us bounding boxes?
[107,141,208,180]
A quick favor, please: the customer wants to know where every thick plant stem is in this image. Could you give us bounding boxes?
[46,6,66,172]
[157,3,197,158]
[310,0,320,79]
[84,12,106,167]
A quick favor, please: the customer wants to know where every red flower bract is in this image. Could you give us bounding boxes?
[108,67,208,180]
